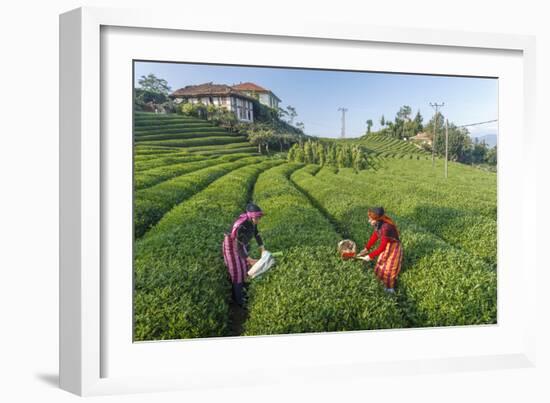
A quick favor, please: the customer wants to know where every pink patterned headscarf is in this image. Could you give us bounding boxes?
[230,210,264,239]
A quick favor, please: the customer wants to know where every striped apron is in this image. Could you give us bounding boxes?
[373,240,403,289]
[222,233,248,284]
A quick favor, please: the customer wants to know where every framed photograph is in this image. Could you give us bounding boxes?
[60,6,537,396]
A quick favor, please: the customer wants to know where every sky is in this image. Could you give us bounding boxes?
[135,61,498,139]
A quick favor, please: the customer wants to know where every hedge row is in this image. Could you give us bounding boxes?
[134,154,210,172]
[244,162,405,335]
[134,159,283,341]
[134,156,263,238]
[135,154,249,190]
[323,167,497,267]
[135,122,214,132]
[290,165,497,327]
[135,127,229,137]
[138,136,248,148]
[135,131,236,142]
[134,148,183,156]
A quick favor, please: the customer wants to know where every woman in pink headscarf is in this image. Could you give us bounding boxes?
[222,203,265,306]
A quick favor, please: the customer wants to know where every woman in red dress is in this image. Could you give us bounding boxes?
[358,207,403,293]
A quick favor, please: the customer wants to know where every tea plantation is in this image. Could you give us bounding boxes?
[133,112,497,341]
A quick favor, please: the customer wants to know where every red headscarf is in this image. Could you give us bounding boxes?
[368,208,399,237]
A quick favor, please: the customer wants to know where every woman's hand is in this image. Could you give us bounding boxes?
[357,248,368,257]
[246,257,258,266]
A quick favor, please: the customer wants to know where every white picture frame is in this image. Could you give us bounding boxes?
[59,6,537,396]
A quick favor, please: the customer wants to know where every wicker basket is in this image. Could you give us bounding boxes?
[337,239,357,260]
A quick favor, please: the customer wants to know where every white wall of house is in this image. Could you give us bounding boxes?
[174,95,253,122]
[258,93,279,109]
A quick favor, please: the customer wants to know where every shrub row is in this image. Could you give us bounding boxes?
[134,114,205,125]
[138,136,248,148]
[135,131,236,142]
[134,154,210,172]
[322,167,497,266]
[134,156,263,238]
[135,127,229,137]
[135,122,214,132]
[134,159,283,341]
[244,162,405,335]
[290,165,497,327]
[188,147,259,156]
[135,154,248,190]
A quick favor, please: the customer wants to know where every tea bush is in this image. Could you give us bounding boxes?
[139,136,248,148]
[134,156,263,238]
[134,159,283,340]
[290,165,496,327]
[135,154,247,190]
[244,163,404,335]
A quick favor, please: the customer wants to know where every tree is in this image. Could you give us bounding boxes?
[366,119,373,134]
[352,145,368,171]
[318,144,326,166]
[286,105,298,125]
[304,140,314,163]
[138,73,171,95]
[380,115,386,127]
[424,111,445,144]
[136,74,171,107]
[413,110,424,133]
[431,118,471,162]
[248,126,274,154]
[294,144,305,162]
[287,144,299,161]
[296,122,305,133]
[396,105,412,121]
[485,145,497,165]
[471,139,488,164]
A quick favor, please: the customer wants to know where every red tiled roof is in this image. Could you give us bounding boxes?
[232,82,269,92]
[170,82,255,101]
[232,82,281,102]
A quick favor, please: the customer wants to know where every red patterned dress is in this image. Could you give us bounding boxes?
[364,222,403,289]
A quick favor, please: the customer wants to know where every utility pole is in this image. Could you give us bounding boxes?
[338,107,348,139]
[429,102,444,167]
[445,118,449,178]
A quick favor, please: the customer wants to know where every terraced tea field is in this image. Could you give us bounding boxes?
[133,112,497,341]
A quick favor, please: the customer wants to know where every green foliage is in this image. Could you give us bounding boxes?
[134,74,172,111]
[134,157,263,238]
[139,136,248,148]
[288,141,369,170]
[138,73,171,95]
[134,159,283,341]
[244,163,404,334]
[180,102,208,119]
[135,154,248,190]
[291,164,496,327]
[132,112,497,339]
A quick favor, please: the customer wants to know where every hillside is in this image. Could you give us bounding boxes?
[132,112,497,341]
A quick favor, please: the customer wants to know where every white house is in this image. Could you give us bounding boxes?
[232,82,281,110]
[170,82,255,122]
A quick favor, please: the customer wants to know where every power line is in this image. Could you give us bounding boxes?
[457,119,498,128]
[338,107,348,139]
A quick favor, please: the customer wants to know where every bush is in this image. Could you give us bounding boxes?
[290,165,497,327]
[244,163,404,335]
[138,136,248,148]
[134,157,262,238]
[134,159,283,340]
